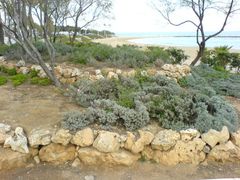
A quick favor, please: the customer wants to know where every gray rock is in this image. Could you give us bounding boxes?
[4,127,29,154]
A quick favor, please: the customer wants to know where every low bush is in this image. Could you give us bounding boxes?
[166,47,189,64]
[0,76,7,86]
[30,77,52,86]
[0,45,10,56]
[11,74,28,86]
[64,73,238,133]
[183,64,240,98]
[202,46,240,70]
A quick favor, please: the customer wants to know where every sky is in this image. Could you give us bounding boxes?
[95,0,240,33]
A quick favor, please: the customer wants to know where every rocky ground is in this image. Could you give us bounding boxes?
[0,162,240,180]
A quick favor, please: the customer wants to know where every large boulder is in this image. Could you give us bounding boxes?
[153,138,206,166]
[93,131,120,153]
[130,130,154,154]
[231,130,240,147]
[201,126,229,148]
[71,128,94,147]
[28,128,54,148]
[0,148,35,171]
[39,143,76,165]
[16,60,26,67]
[151,130,180,151]
[4,127,29,154]
[208,141,240,162]
[78,147,140,166]
[51,129,72,146]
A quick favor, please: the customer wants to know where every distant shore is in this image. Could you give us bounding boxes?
[93,37,198,65]
[94,36,240,65]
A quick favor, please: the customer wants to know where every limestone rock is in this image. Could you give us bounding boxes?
[28,128,53,148]
[39,143,75,165]
[0,147,32,170]
[71,68,81,77]
[95,69,102,76]
[71,128,94,147]
[0,123,11,133]
[201,126,229,148]
[153,138,206,165]
[208,141,240,162]
[180,129,200,142]
[34,156,40,164]
[16,60,26,67]
[231,130,240,147]
[93,131,120,153]
[72,158,81,168]
[78,148,140,166]
[141,146,154,161]
[0,132,11,144]
[19,67,30,75]
[131,130,154,154]
[116,69,122,74]
[151,130,180,151]
[107,71,118,79]
[51,129,72,146]
[124,132,135,150]
[4,127,29,154]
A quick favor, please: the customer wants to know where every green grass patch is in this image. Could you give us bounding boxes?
[11,74,28,86]
[0,76,7,86]
[30,77,52,86]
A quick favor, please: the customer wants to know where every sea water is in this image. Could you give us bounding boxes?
[116,32,240,49]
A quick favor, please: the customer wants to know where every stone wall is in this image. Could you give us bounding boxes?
[0,59,191,84]
[1,123,240,171]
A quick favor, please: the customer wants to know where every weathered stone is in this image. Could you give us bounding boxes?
[19,67,30,75]
[180,129,200,142]
[116,69,122,74]
[201,126,229,148]
[131,130,154,154]
[153,138,206,165]
[208,141,240,162]
[4,127,29,154]
[93,131,120,153]
[51,129,72,146]
[151,130,180,151]
[0,123,11,133]
[141,146,154,161]
[39,143,75,165]
[95,74,105,80]
[71,128,94,147]
[28,128,53,148]
[95,69,102,76]
[72,158,81,168]
[231,130,240,147]
[0,132,11,144]
[107,71,118,79]
[85,175,95,180]
[124,132,135,150]
[16,60,26,67]
[34,156,40,164]
[0,147,32,170]
[71,68,81,77]
[78,148,140,166]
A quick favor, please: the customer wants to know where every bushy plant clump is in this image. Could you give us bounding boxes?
[63,73,238,133]
[202,46,240,71]
[181,64,240,98]
[0,76,7,86]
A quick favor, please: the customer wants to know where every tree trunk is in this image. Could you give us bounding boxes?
[0,17,4,44]
[191,42,205,66]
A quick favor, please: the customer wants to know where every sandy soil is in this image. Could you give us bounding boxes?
[0,84,81,134]
[1,162,240,180]
[94,37,240,65]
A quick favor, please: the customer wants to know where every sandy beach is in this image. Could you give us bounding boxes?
[94,37,240,65]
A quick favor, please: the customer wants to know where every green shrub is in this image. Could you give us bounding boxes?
[0,45,10,56]
[166,47,188,64]
[65,73,238,132]
[29,69,39,78]
[30,77,52,86]
[146,46,171,63]
[183,64,240,98]
[7,68,17,76]
[0,76,7,86]
[202,46,240,70]
[11,74,28,86]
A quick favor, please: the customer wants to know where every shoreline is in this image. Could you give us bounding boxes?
[93,36,240,65]
[93,37,199,65]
